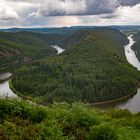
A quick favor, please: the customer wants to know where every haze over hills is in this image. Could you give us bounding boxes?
[0,25,140,35]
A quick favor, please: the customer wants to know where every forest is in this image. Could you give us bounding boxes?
[1,28,140,140]
[10,28,140,104]
[0,31,58,71]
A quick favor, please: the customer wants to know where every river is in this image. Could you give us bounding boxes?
[125,35,140,70]
[0,45,65,98]
[0,73,17,98]
[0,37,140,112]
[51,45,65,55]
[95,35,140,113]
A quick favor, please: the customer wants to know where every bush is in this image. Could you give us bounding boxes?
[88,123,118,140]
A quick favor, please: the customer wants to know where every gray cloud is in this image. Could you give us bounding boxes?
[37,0,117,16]
[31,0,140,17]
[118,0,140,6]
[0,0,140,28]
[5,0,140,17]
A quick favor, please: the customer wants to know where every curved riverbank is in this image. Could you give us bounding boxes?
[2,35,140,112]
[0,73,12,83]
[9,79,32,100]
[90,94,133,106]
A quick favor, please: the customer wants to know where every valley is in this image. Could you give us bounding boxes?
[1,32,140,113]
[1,0,140,139]
[10,29,140,104]
[1,27,140,140]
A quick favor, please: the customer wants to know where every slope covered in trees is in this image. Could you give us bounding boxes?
[0,30,84,72]
[1,99,140,140]
[11,29,140,103]
[0,31,58,71]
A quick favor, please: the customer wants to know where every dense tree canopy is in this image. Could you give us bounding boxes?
[0,31,58,71]
[11,29,140,103]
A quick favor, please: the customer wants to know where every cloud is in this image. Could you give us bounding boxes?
[49,16,82,27]
[116,4,140,24]
[118,0,140,6]
[34,0,117,17]
[0,0,140,28]
[27,0,140,18]
[2,0,140,18]
[0,1,19,20]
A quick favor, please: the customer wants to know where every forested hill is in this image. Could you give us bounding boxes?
[0,30,88,71]
[132,32,140,61]
[0,31,58,71]
[12,29,140,103]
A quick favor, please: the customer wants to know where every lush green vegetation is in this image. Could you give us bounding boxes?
[0,99,140,140]
[0,30,85,71]
[11,29,140,104]
[0,31,58,71]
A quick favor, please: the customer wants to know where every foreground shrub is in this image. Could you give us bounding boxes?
[1,99,140,140]
[88,123,118,140]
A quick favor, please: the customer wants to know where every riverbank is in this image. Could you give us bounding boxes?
[90,95,131,106]
[9,79,32,100]
[2,34,140,112]
[10,75,139,106]
[0,73,12,83]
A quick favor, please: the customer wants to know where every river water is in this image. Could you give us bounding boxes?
[0,73,17,98]
[125,35,140,70]
[0,37,140,112]
[51,45,65,55]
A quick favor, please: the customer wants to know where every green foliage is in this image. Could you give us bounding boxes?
[88,123,118,140]
[1,99,140,140]
[0,31,57,71]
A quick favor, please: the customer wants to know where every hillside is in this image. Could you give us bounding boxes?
[0,30,88,71]
[0,99,140,140]
[11,29,140,103]
[0,32,57,71]
[132,32,140,61]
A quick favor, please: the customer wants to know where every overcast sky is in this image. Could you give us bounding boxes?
[0,0,140,28]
